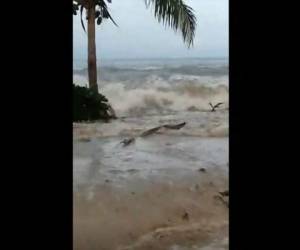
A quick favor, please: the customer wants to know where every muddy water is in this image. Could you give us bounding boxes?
[73,57,229,249]
[74,119,228,250]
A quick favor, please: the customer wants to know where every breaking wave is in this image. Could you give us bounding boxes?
[101,81,228,116]
[74,76,228,116]
[73,58,228,116]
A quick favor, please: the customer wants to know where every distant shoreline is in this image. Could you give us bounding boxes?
[73,56,229,61]
[73,57,229,71]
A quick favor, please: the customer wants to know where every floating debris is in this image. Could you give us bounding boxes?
[209,102,223,112]
[120,122,186,146]
[219,190,229,197]
[162,122,186,130]
[214,194,229,208]
[182,211,189,221]
[140,126,162,137]
[120,137,135,147]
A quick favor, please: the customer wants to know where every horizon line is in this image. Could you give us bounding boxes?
[73,56,228,61]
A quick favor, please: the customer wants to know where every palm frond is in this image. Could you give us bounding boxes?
[80,5,86,33]
[97,0,118,26]
[74,0,118,30]
[144,0,196,47]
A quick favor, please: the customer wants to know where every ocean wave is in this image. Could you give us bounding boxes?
[73,64,228,81]
[73,74,228,116]
[101,82,228,116]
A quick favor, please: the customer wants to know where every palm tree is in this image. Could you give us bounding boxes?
[73,0,196,93]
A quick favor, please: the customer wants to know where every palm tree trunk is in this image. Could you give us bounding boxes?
[87,5,98,93]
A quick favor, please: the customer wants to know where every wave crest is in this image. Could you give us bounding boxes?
[100,82,228,116]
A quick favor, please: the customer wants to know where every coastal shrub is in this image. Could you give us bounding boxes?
[73,84,113,122]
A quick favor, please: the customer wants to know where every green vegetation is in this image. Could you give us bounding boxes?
[73,84,114,122]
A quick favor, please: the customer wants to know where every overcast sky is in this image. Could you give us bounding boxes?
[73,0,228,59]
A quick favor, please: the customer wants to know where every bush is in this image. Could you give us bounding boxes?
[73,84,114,122]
